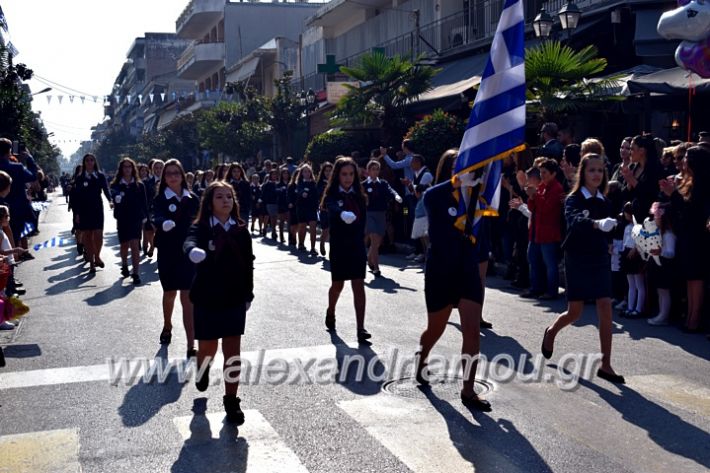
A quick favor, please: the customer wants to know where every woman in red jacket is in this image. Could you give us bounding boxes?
[523,158,564,300]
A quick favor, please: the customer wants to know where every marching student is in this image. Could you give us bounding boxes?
[67,164,84,257]
[295,164,319,254]
[321,157,371,344]
[287,169,299,246]
[200,169,216,195]
[261,169,279,238]
[276,168,292,243]
[414,154,491,412]
[362,160,402,276]
[316,161,333,256]
[184,181,254,426]
[249,173,264,234]
[541,154,625,384]
[153,159,200,357]
[110,158,147,284]
[227,163,252,225]
[138,163,156,257]
[73,154,112,273]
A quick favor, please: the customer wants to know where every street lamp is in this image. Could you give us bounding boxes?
[533,1,581,40]
[533,8,554,39]
[32,87,52,96]
[558,1,582,31]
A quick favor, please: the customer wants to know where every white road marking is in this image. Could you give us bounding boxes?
[0,428,80,473]
[173,410,309,473]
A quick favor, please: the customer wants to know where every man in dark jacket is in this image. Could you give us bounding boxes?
[0,138,38,242]
[538,122,564,161]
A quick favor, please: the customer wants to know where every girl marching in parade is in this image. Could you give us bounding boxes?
[153,159,200,358]
[137,163,156,257]
[363,159,402,277]
[110,158,148,284]
[541,153,625,384]
[228,163,252,226]
[276,168,292,243]
[249,173,264,234]
[73,154,111,273]
[322,157,371,344]
[294,164,319,254]
[414,151,491,411]
[185,181,254,425]
[261,169,279,239]
[316,161,333,256]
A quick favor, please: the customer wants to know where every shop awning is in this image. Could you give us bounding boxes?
[627,67,710,95]
[226,56,260,83]
[408,52,489,112]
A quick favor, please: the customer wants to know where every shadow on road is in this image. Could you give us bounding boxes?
[2,343,41,358]
[329,331,385,396]
[83,277,136,306]
[365,273,416,294]
[422,388,552,472]
[171,398,247,473]
[575,375,710,470]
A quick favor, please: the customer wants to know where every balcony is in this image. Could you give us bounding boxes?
[177,41,225,80]
[176,0,225,39]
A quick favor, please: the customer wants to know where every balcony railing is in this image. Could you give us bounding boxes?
[176,0,225,38]
[177,40,225,79]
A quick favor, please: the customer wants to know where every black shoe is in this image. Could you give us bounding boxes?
[325,310,336,331]
[310,248,317,256]
[298,245,307,251]
[320,243,326,256]
[132,274,141,285]
[541,327,553,359]
[186,348,197,360]
[414,352,429,386]
[14,281,23,288]
[597,369,625,384]
[223,395,245,425]
[159,329,172,345]
[0,346,5,368]
[271,232,278,240]
[461,393,492,412]
[357,329,372,343]
[373,270,382,278]
[196,361,211,392]
[121,265,129,278]
[480,319,493,329]
[11,287,26,296]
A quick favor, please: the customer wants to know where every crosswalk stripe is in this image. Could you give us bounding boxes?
[339,395,524,473]
[0,343,358,390]
[173,410,309,473]
[0,428,80,473]
[627,374,710,418]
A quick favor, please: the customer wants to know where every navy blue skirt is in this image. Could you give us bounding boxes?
[157,247,195,291]
[564,252,612,301]
[194,303,247,340]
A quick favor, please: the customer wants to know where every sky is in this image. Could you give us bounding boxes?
[2,0,187,160]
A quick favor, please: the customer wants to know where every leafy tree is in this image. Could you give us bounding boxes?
[137,112,201,170]
[334,52,440,143]
[270,70,304,158]
[305,130,379,166]
[94,126,137,171]
[404,109,466,169]
[525,41,622,123]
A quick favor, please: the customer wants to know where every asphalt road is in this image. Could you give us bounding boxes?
[0,193,708,473]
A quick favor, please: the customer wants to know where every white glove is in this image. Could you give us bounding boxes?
[162,220,176,232]
[340,211,356,224]
[114,195,122,204]
[395,195,403,204]
[595,218,617,233]
[459,173,482,188]
[245,302,251,312]
[189,247,206,263]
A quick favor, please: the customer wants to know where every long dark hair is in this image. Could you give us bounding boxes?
[227,163,246,182]
[570,153,608,195]
[73,165,83,178]
[82,153,100,173]
[679,145,710,202]
[158,159,188,195]
[435,148,458,184]
[111,157,139,186]
[632,134,660,176]
[320,157,367,209]
[194,181,241,224]
[316,161,333,184]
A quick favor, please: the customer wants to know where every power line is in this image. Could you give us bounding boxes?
[32,73,102,98]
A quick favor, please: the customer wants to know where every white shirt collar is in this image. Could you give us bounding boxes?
[210,215,236,231]
[581,186,605,200]
[339,185,354,194]
[84,171,97,178]
[366,177,380,183]
[164,187,190,200]
[414,167,427,178]
[120,177,134,185]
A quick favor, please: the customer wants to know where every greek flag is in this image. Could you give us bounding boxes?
[19,221,35,239]
[453,0,526,238]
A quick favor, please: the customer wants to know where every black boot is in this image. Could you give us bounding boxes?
[196,359,212,392]
[223,394,245,425]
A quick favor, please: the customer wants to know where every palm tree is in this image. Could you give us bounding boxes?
[334,52,440,144]
[525,40,622,123]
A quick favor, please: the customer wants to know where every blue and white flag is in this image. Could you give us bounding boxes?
[19,221,35,239]
[453,0,526,238]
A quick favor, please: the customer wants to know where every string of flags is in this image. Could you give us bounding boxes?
[43,89,231,106]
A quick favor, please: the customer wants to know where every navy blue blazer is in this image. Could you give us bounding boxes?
[363,178,399,212]
[0,155,37,211]
[561,189,613,256]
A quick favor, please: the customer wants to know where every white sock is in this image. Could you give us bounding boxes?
[634,274,646,312]
[657,289,671,321]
